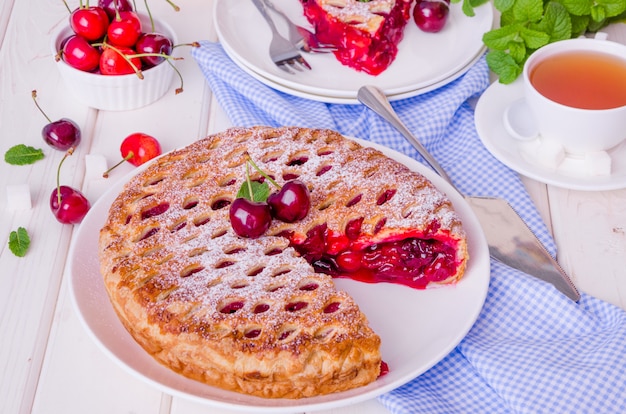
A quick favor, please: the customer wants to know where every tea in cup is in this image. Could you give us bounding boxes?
[504,37,626,173]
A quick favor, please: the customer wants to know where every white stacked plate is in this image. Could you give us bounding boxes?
[214,0,494,104]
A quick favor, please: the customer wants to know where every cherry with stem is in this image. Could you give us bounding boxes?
[32,90,81,151]
[50,147,91,224]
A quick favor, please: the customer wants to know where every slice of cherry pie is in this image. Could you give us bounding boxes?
[99,126,468,398]
[299,0,413,75]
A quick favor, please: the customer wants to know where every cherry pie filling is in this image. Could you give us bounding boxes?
[286,221,461,290]
[300,0,412,75]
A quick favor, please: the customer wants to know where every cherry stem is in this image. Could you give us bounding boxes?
[166,59,184,94]
[245,162,255,202]
[143,0,155,33]
[31,90,53,124]
[244,153,281,189]
[62,0,71,13]
[57,147,75,205]
[173,41,201,49]
[165,0,180,11]
[102,152,134,178]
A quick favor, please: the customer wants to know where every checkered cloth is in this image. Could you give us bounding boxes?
[192,41,626,413]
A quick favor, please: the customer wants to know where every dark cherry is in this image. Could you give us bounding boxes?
[62,35,101,72]
[267,180,310,223]
[99,46,142,75]
[413,0,450,33]
[70,6,109,41]
[107,11,142,47]
[32,90,81,151]
[98,0,134,21]
[50,185,91,224]
[229,198,272,239]
[135,32,173,67]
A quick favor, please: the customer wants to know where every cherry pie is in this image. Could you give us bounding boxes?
[99,126,468,398]
[299,0,413,75]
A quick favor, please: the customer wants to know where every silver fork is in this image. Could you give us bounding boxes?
[251,0,312,74]
[263,0,337,53]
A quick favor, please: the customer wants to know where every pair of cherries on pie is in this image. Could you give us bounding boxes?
[229,180,311,238]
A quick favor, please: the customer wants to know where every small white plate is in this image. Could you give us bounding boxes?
[69,139,490,413]
[475,80,626,191]
[214,0,493,102]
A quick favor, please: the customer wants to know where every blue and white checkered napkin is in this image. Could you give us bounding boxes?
[192,41,626,413]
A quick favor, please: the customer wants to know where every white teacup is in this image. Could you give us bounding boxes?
[506,37,626,157]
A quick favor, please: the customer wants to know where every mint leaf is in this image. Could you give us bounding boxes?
[569,14,590,36]
[591,4,607,21]
[508,40,527,62]
[558,0,591,16]
[4,144,45,165]
[512,0,544,22]
[494,0,516,13]
[9,227,30,257]
[482,24,524,50]
[519,27,551,49]
[486,50,523,84]
[598,0,626,17]
[530,2,572,42]
[236,180,270,202]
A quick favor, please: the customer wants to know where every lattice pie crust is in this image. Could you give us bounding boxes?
[99,126,467,398]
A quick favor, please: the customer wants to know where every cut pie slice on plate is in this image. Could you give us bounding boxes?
[299,0,414,75]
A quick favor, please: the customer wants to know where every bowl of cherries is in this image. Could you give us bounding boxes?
[52,1,178,111]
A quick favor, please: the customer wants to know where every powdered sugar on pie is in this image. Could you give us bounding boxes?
[99,126,467,398]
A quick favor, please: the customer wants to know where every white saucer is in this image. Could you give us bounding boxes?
[214,0,493,103]
[475,79,626,191]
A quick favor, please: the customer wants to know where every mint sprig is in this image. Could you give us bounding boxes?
[235,153,280,202]
[9,227,31,257]
[455,0,626,83]
[5,144,45,166]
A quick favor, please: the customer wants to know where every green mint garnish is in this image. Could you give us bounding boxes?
[4,144,45,165]
[9,227,31,257]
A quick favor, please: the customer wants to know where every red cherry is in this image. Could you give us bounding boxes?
[413,0,450,33]
[102,133,162,178]
[336,250,362,272]
[135,32,173,67]
[32,90,81,151]
[61,35,101,72]
[120,133,161,166]
[107,11,142,47]
[99,46,142,75]
[98,0,134,21]
[70,6,109,41]
[50,185,91,224]
[267,180,310,223]
[229,198,272,239]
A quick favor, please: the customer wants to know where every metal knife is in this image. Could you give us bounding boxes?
[357,85,580,302]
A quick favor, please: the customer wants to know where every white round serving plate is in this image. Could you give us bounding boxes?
[214,0,493,102]
[475,79,626,191]
[69,138,490,413]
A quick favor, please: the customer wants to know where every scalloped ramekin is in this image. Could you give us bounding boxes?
[52,13,178,111]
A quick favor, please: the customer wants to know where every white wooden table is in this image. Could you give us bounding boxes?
[1,1,624,413]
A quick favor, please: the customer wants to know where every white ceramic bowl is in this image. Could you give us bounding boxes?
[52,12,178,111]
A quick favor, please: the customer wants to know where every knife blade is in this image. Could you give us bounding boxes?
[357,85,580,302]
